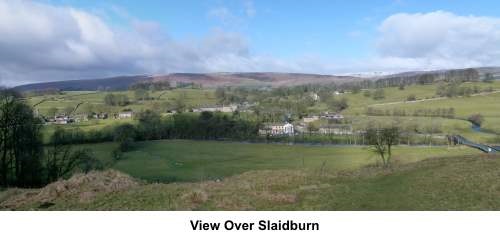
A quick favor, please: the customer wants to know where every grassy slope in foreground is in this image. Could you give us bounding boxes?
[84,140,477,183]
[2,154,500,210]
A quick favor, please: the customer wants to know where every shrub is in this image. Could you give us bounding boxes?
[468,114,484,127]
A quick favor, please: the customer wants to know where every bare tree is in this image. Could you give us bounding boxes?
[365,126,400,167]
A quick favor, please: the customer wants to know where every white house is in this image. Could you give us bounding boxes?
[118,111,133,119]
[310,92,320,101]
[259,122,295,136]
[54,115,73,125]
[283,123,294,135]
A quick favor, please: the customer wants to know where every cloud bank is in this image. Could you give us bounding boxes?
[0,0,276,85]
[375,11,500,70]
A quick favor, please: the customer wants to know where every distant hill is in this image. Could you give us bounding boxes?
[151,72,361,88]
[13,72,362,91]
[12,67,500,92]
[376,66,500,80]
[13,75,152,92]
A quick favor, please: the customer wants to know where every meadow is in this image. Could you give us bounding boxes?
[80,140,477,183]
[340,81,500,143]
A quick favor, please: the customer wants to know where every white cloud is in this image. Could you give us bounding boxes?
[0,1,275,86]
[376,11,500,69]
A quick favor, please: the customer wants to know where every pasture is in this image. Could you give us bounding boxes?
[26,88,216,116]
[81,140,477,183]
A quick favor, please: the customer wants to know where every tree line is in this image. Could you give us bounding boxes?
[374,68,481,88]
[436,83,494,98]
[366,107,456,118]
[0,90,103,188]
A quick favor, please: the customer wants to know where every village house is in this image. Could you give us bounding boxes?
[193,104,238,113]
[54,115,73,125]
[73,114,88,123]
[118,111,134,119]
[259,122,295,136]
[92,112,108,119]
[318,124,353,135]
[302,115,319,123]
[310,92,320,101]
[321,112,344,121]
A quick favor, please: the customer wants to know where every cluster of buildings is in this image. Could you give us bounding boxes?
[259,122,295,136]
[45,111,135,125]
[258,122,353,137]
[257,112,350,137]
[301,112,344,123]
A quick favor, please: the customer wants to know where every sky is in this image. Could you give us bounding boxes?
[2,0,500,85]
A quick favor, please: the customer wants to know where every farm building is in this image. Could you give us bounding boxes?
[54,115,73,125]
[92,112,108,119]
[193,104,238,113]
[321,113,344,121]
[302,115,320,123]
[118,111,133,119]
[318,124,352,135]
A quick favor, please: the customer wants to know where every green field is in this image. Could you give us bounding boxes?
[344,81,500,114]
[27,88,216,116]
[80,140,479,183]
[335,81,500,143]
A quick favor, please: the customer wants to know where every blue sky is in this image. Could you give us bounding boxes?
[2,0,500,84]
[39,0,500,59]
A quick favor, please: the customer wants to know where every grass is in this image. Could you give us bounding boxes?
[343,81,500,114]
[370,91,500,134]
[26,88,216,116]
[80,140,478,183]
[334,81,500,142]
[3,153,500,210]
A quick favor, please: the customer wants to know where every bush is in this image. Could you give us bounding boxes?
[112,148,123,161]
[113,123,136,152]
[74,149,104,174]
[104,93,130,106]
[468,114,484,127]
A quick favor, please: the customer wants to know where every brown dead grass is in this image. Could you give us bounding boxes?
[1,170,139,209]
